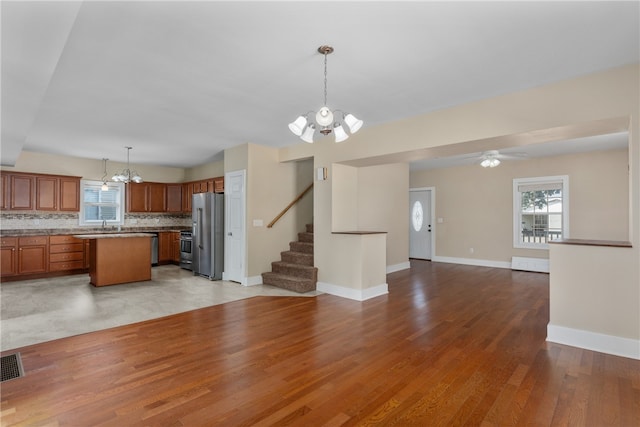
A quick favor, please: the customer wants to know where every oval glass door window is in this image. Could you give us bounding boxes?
[412,201,423,232]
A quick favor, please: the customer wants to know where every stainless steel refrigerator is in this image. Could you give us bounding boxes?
[192,192,224,280]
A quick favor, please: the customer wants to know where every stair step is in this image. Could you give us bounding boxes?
[306,224,313,233]
[262,272,316,293]
[281,251,313,266]
[290,241,313,254]
[298,232,314,243]
[272,261,317,280]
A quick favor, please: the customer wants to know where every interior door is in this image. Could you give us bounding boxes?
[409,189,432,260]
[224,170,246,283]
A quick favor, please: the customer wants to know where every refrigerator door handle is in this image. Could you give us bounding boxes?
[197,208,204,249]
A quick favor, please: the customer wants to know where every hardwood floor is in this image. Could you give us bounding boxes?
[1,260,639,426]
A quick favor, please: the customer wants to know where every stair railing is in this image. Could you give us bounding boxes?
[267,182,314,228]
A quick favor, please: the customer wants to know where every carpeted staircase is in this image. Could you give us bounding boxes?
[262,224,317,293]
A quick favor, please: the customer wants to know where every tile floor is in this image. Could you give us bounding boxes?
[0,265,320,351]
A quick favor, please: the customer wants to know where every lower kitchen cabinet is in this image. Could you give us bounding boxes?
[158,232,174,263]
[18,236,48,275]
[49,235,85,272]
[1,237,18,277]
[172,231,180,263]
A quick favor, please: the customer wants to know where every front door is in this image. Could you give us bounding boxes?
[224,170,246,283]
[409,189,432,260]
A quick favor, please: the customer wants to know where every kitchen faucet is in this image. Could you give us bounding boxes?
[102,220,106,229]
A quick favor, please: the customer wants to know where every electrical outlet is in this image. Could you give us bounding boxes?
[469,248,474,254]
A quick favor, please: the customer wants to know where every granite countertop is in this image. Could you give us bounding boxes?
[74,233,157,239]
[0,227,190,237]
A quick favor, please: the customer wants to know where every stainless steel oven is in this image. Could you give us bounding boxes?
[179,231,193,270]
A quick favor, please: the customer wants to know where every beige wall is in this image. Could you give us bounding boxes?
[243,144,313,278]
[184,160,224,181]
[410,148,629,263]
[1,150,225,183]
[0,150,186,182]
[330,163,409,268]
[331,164,358,231]
[357,163,409,267]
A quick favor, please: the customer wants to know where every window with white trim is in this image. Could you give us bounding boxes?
[79,180,125,226]
[513,175,569,249]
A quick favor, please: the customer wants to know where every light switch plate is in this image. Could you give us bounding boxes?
[253,219,263,227]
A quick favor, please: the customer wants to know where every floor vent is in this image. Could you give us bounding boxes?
[1,353,25,382]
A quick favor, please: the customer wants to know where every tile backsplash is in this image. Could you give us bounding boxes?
[0,211,190,231]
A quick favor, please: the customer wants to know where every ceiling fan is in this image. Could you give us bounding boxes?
[474,150,527,168]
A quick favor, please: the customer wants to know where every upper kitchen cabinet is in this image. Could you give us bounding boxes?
[59,177,81,211]
[213,177,224,193]
[9,173,34,210]
[1,173,9,210]
[0,172,80,212]
[127,182,167,212]
[166,184,182,213]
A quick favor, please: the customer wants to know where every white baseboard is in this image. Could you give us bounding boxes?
[243,275,263,287]
[511,256,549,273]
[316,282,388,301]
[386,262,410,274]
[431,256,511,270]
[547,324,640,360]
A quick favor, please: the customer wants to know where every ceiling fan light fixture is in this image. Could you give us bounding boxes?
[289,45,363,143]
[481,157,500,168]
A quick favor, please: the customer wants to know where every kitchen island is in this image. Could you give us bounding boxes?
[74,233,153,286]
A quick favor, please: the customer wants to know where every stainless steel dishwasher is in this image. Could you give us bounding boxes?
[151,233,159,266]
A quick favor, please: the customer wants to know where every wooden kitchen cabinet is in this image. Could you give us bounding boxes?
[0,174,8,210]
[213,177,224,193]
[166,184,182,212]
[148,183,166,212]
[9,174,34,210]
[0,172,80,212]
[127,182,167,212]
[36,176,80,211]
[158,232,173,263]
[1,237,18,277]
[182,182,193,212]
[49,235,85,272]
[36,176,58,210]
[172,231,180,263]
[58,177,80,211]
[18,236,48,275]
[127,183,148,212]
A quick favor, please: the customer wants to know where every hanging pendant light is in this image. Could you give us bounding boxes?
[288,45,363,143]
[111,146,143,183]
[101,158,109,191]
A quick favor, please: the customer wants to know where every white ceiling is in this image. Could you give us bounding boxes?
[2,1,639,168]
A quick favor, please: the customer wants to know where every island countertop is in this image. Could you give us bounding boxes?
[73,233,156,239]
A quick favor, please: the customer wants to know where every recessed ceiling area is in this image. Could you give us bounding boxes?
[1,1,638,168]
[409,132,629,171]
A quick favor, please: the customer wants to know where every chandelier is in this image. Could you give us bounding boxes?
[111,146,143,183]
[480,151,501,168]
[288,45,363,143]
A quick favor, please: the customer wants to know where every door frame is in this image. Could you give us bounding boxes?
[223,169,246,283]
[409,187,436,260]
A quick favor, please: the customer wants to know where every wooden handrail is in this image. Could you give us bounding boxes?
[267,182,314,228]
